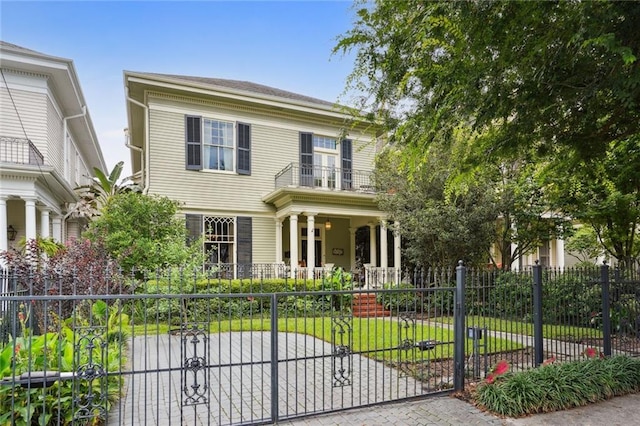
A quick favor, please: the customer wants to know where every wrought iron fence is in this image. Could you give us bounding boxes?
[0,264,639,425]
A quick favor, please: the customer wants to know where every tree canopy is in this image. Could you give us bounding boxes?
[336,0,640,162]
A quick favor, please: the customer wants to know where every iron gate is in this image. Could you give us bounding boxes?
[105,286,458,425]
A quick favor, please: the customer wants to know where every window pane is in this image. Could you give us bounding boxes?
[203,119,235,171]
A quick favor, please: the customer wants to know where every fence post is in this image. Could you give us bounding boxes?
[270,294,279,423]
[601,262,612,357]
[532,261,544,367]
[454,260,466,392]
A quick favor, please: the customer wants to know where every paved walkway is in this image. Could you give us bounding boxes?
[279,392,640,426]
[108,331,430,425]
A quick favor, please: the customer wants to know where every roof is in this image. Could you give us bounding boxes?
[0,40,67,63]
[130,72,336,108]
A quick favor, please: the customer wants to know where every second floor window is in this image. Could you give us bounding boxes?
[204,119,234,171]
[186,115,251,175]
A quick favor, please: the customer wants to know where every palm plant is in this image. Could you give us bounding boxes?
[74,161,140,218]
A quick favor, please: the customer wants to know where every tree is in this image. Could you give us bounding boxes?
[374,130,571,269]
[565,226,605,265]
[336,1,640,162]
[374,144,496,267]
[84,192,203,273]
[74,161,140,218]
[548,138,640,268]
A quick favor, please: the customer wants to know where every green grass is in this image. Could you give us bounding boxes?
[131,316,522,362]
[434,315,603,340]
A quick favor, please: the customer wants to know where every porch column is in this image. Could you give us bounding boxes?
[556,238,565,269]
[369,222,377,267]
[394,222,402,283]
[40,208,50,239]
[349,226,356,271]
[0,197,7,253]
[306,214,316,279]
[510,222,519,271]
[380,220,388,269]
[24,198,37,241]
[52,216,62,242]
[289,214,299,279]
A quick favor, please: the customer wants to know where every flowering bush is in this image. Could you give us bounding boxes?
[474,356,640,417]
[484,359,510,384]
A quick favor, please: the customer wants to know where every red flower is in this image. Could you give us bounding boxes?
[17,312,25,322]
[485,373,495,384]
[584,347,597,358]
[14,344,21,354]
[493,360,509,376]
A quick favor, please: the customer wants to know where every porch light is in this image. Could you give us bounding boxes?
[325,219,332,230]
[7,225,17,241]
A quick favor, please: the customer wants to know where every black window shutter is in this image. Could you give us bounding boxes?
[236,216,252,278]
[185,115,202,170]
[341,138,353,189]
[300,132,313,187]
[185,214,203,245]
[237,122,251,175]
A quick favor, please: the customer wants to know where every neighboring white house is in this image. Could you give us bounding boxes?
[0,41,106,254]
[123,72,401,279]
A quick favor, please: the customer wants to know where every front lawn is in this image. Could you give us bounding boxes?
[132,316,523,362]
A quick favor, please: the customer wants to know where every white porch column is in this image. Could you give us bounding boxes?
[289,214,299,279]
[369,222,377,267]
[0,197,7,253]
[52,216,62,242]
[24,198,37,241]
[394,222,402,282]
[510,222,519,271]
[275,218,283,263]
[306,214,316,279]
[380,220,388,269]
[40,208,50,239]
[556,238,565,269]
[349,226,356,271]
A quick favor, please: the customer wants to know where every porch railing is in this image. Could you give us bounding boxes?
[202,263,405,286]
[0,136,44,166]
[274,162,375,193]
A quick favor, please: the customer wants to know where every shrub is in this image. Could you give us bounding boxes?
[0,239,125,336]
[0,310,126,425]
[132,268,355,323]
[474,355,640,417]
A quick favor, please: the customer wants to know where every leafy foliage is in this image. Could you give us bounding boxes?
[474,356,640,417]
[336,0,640,161]
[74,161,140,218]
[0,305,126,425]
[0,239,123,332]
[85,192,203,274]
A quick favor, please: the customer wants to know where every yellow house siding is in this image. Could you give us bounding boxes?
[251,215,276,263]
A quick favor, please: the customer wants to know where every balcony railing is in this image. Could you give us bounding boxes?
[0,136,44,166]
[274,163,375,193]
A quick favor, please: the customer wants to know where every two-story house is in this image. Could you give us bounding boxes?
[124,72,401,280]
[0,41,106,254]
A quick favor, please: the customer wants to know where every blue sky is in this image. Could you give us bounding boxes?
[1,0,359,176]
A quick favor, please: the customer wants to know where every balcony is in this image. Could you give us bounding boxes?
[274,163,375,193]
[0,136,44,166]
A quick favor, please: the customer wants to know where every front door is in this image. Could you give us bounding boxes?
[301,239,322,267]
